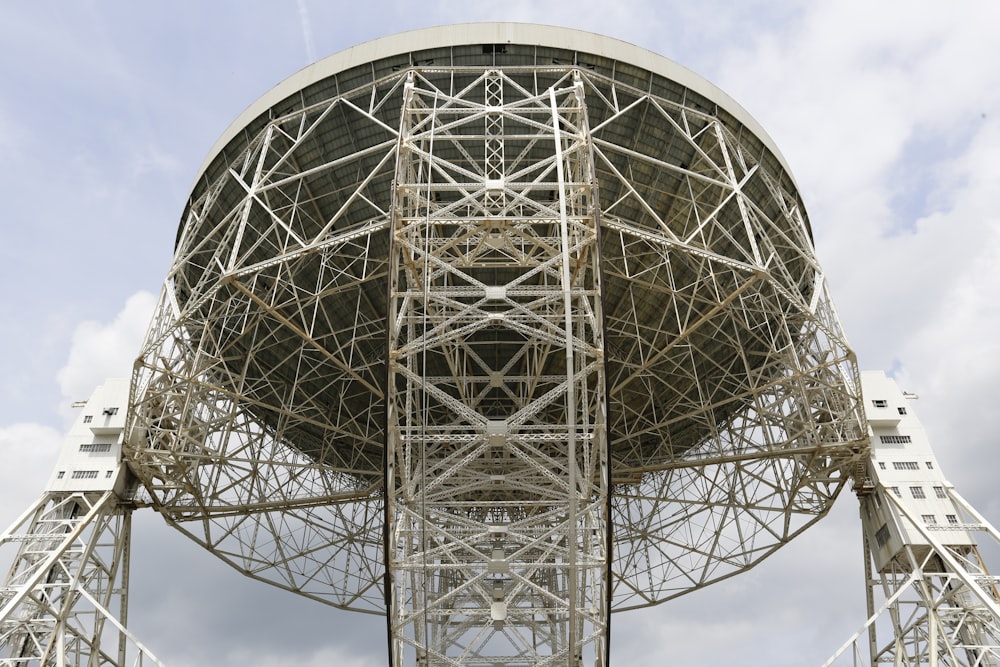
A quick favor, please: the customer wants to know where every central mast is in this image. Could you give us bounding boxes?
[386,67,609,666]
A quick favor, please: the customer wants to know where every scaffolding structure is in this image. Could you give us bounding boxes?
[384,69,609,664]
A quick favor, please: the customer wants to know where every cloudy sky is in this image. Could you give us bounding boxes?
[1,1,999,665]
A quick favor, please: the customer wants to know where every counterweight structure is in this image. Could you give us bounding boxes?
[4,24,872,666]
[826,372,1000,666]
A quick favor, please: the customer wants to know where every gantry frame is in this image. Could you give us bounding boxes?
[0,381,162,666]
[826,372,1000,666]
[22,24,1000,667]
[827,487,1000,666]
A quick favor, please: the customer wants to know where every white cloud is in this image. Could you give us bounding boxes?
[0,422,62,531]
[55,291,157,410]
[702,2,1000,389]
[128,142,184,181]
[889,118,1000,508]
[711,1,999,216]
[297,0,317,64]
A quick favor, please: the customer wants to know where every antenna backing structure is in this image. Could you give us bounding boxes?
[3,24,877,666]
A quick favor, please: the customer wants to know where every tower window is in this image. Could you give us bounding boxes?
[872,399,888,408]
[909,486,925,499]
[79,443,112,453]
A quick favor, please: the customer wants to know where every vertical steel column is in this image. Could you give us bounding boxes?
[386,69,608,666]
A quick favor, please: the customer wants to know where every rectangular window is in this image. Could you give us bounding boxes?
[57,471,65,479]
[890,487,901,497]
[934,486,947,499]
[82,415,93,424]
[881,435,913,445]
[925,461,934,469]
[875,524,891,547]
[105,470,114,478]
[872,399,888,408]
[79,443,112,453]
[878,461,886,469]
[946,515,959,526]
[910,486,926,499]
[897,407,907,415]
[892,461,920,470]
[921,514,937,524]
[102,407,119,416]
[70,470,99,479]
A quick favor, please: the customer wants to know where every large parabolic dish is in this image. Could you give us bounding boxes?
[126,22,866,662]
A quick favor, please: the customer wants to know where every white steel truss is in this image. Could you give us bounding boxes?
[826,373,1000,666]
[22,28,1000,666]
[0,492,160,667]
[0,380,161,667]
[386,69,608,666]
[126,57,865,620]
[827,487,1000,666]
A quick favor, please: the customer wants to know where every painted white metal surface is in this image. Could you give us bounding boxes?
[127,23,865,666]
[0,380,163,666]
[825,371,1000,666]
[45,379,129,495]
[384,69,609,664]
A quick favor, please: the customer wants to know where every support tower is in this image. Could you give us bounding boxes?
[0,380,162,666]
[826,372,1000,666]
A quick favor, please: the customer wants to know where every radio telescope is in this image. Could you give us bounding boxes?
[9,23,869,666]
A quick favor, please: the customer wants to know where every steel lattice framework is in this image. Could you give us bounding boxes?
[851,489,1000,666]
[122,24,867,665]
[0,493,161,666]
[385,69,609,664]
[826,372,1000,666]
